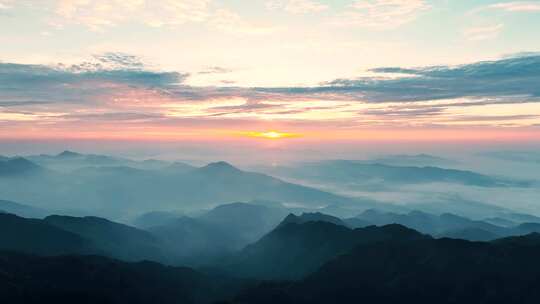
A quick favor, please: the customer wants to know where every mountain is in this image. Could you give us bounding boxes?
[439,227,500,241]
[0,213,93,255]
[0,199,50,218]
[225,221,430,280]
[0,157,43,177]
[132,210,185,229]
[480,150,540,164]
[146,202,289,265]
[493,232,540,246]
[162,161,197,174]
[407,196,514,220]
[199,202,288,244]
[44,215,166,262]
[349,209,540,241]
[0,159,370,218]
[278,212,347,227]
[368,154,458,166]
[235,235,540,304]
[148,216,239,265]
[0,251,245,304]
[515,222,540,234]
[26,150,185,172]
[183,162,359,208]
[56,150,84,158]
[263,160,527,188]
[348,209,507,240]
[483,217,517,227]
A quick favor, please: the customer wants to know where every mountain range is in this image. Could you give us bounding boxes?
[0,199,50,218]
[261,160,529,188]
[346,209,540,241]
[0,154,376,219]
[4,205,540,303]
[224,220,430,280]
[0,251,245,304]
[234,233,540,304]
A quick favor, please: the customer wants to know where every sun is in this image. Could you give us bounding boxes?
[240,131,301,139]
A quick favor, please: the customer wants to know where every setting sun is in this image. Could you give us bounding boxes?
[240,131,302,139]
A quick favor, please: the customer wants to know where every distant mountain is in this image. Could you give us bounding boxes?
[185,162,357,207]
[0,199,50,218]
[483,217,517,227]
[493,232,540,246]
[56,150,84,158]
[0,213,93,255]
[162,161,197,174]
[368,154,458,166]
[0,157,43,177]
[349,209,540,242]
[0,251,245,304]
[278,212,347,227]
[235,235,540,304]
[480,150,540,164]
[225,221,430,280]
[440,227,500,242]
[148,216,239,265]
[502,212,540,224]
[407,196,514,220]
[262,160,527,188]
[133,210,185,229]
[348,209,507,240]
[147,202,289,265]
[44,215,166,262]
[200,202,288,243]
[515,222,540,234]
[26,150,186,172]
[0,159,369,217]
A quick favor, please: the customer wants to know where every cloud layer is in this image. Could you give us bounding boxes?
[1,53,539,140]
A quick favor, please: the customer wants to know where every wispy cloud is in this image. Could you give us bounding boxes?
[198,66,233,75]
[209,9,281,35]
[49,0,278,35]
[266,0,328,14]
[53,0,211,30]
[489,1,540,12]
[311,54,540,102]
[332,0,430,29]
[1,53,540,133]
[463,24,504,41]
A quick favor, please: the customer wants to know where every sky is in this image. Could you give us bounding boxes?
[1,0,540,159]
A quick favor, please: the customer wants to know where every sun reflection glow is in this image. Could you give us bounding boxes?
[241,131,302,139]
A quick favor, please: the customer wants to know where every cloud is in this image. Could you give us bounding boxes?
[463,24,504,41]
[198,66,233,75]
[361,107,446,117]
[266,0,328,14]
[489,2,540,12]
[53,0,211,30]
[1,53,540,131]
[332,0,430,29]
[0,53,188,108]
[210,9,281,35]
[304,53,540,102]
[50,1,278,35]
[4,53,540,107]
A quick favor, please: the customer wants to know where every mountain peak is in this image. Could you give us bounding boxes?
[57,150,82,158]
[199,161,240,173]
[279,212,346,227]
[0,157,42,176]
